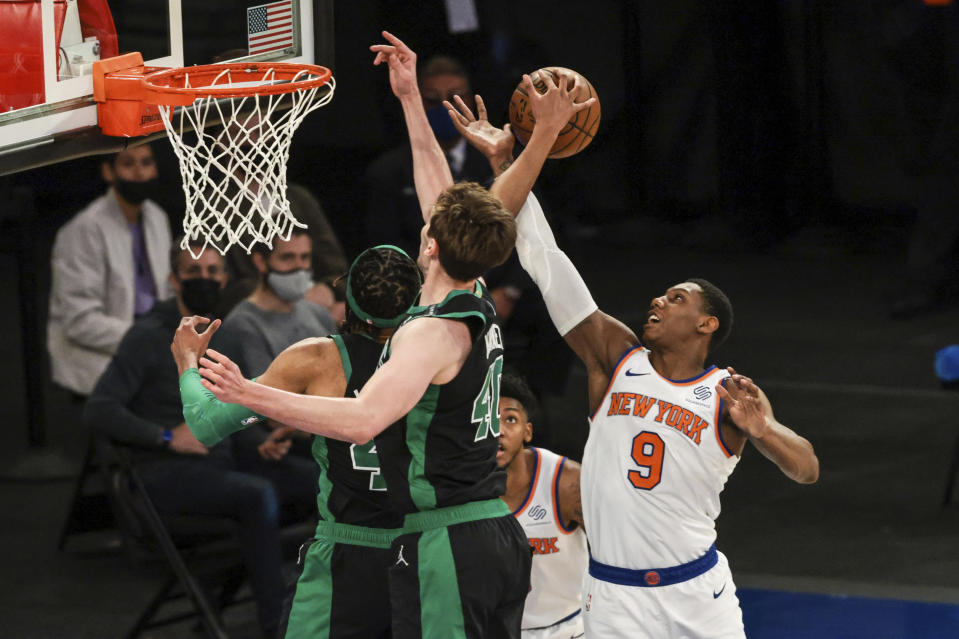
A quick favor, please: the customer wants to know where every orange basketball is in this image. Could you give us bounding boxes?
[508,67,601,158]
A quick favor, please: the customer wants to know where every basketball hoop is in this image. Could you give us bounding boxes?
[93,53,335,257]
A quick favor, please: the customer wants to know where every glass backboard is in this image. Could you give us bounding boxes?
[0,0,333,175]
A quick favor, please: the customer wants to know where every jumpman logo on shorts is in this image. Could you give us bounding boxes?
[395,544,410,567]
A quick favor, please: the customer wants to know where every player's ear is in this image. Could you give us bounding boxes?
[698,315,719,337]
[523,422,533,444]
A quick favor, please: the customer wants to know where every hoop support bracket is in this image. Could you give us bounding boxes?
[92,52,170,137]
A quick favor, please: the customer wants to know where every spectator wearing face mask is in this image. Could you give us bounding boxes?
[215,228,338,379]
[217,182,349,322]
[48,144,173,397]
[84,240,306,637]
[362,54,495,257]
[213,229,337,477]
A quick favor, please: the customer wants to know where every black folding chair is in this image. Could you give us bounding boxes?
[57,434,117,550]
[108,457,249,639]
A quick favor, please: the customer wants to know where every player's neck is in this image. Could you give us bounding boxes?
[419,267,474,306]
[647,347,708,382]
[502,447,536,512]
[249,283,295,313]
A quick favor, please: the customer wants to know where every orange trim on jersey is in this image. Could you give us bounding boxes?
[512,447,541,517]
[589,345,645,421]
[714,377,733,458]
[552,456,576,535]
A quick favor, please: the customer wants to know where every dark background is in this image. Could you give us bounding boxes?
[2,1,959,636]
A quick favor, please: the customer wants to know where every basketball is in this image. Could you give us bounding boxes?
[508,67,601,158]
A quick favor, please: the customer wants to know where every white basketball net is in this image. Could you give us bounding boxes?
[157,67,335,257]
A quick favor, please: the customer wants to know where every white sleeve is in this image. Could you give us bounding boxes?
[514,193,598,336]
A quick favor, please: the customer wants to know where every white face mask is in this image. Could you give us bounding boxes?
[266,268,313,302]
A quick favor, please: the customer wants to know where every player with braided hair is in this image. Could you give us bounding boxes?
[171,244,421,638]
[343,244,423,337]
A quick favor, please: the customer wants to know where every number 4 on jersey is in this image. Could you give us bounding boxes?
[473,356,504,441]
[351,441,387,491]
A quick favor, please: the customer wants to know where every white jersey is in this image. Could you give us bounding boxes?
[513,447,588,631]
[582,346,739,569]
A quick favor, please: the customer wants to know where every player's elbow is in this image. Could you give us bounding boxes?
[345,427,377,446]
[791,449,819,484]
[345,416,387,446]
[797,453,820,484]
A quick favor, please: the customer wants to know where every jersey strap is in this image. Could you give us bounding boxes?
[512,447,541,516]
[404,282,491,336]
[588,544,718,587]
[331,334,352,383]
[551,456,576,534]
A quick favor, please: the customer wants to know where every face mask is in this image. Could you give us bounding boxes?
[267,268,313,303]
[114,177,158,205]
[179,278,222,317]
[425,104,460,142]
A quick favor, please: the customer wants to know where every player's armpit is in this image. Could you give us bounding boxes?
[564,311,640,378]
[719,414,748,457]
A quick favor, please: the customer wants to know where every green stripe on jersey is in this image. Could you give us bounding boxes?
[331,334,352,382]
[418,527,467,639]
[310,334,353,523]
[405,385,441,510]
[284,538,334,639]
[311,437,336,522]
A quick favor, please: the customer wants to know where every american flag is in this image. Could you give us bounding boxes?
[247,1,295,56]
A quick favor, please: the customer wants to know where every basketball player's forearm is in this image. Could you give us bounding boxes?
[179,368,264,446]
[514,193,598,336]
[236,381,385,444]
[399,94,453,221]
[750,421,819,484]
[490,123,561,215]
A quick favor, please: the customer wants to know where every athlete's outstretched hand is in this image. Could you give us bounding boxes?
[370,30,418,99]
[444,94,515,170]
[171,316,221,377]
[722,367,774,416]
[523,71,595,136]
[716,383,769,439]
[198,348,251,404]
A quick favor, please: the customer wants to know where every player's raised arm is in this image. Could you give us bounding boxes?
[371,31,453,222]
[717,372,819,484]
[445,72,594,215]
[513,194,639,410]
[446,88,634,409]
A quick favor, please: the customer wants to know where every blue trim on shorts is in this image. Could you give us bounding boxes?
[588,544,718,587]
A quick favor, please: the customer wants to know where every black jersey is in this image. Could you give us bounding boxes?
[311,333,402,528]
[375,282,507,515]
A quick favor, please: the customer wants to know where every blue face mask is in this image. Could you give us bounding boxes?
[425,104,460,142]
